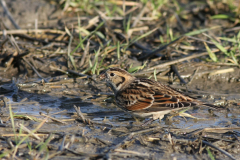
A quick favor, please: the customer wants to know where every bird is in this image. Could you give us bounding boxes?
[99,68,224,120]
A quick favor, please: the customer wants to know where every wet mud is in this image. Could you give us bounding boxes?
[0,0,240,159]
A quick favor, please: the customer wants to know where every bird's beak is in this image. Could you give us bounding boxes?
[99,72,106,80]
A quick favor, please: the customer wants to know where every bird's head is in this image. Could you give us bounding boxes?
[99,68,135,93]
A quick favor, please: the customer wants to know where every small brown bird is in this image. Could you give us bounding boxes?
[99,68,223,120]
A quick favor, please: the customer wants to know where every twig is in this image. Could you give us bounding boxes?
[202,140,236,160]
[198,127,240,134]
[175,13,186,33]
[209,62,240,66]
[132,3,147,27]
[111,1,140,6]
[0,0,20,29]
[18,124,41,140]
[187,67,200,85]
[79,40,90,67]
[170,65,186,84]
[67,27,74,69]
[1,133,47,137]
[64,135,75,149]
[6,138,15,149]
[165,42,187,84]
[114,149,150,157]
[0,29,65,35]
[208,68,234,76]
[224,26,240,32]
[187,36,215,44]
[145,46,231,71]
[39,112,67,124]
[59,134,67,151]
[73,105,86,123]
[138,36,186,60]
[114,31,152,52]
[121,126,163,137]
[104,133,135,153]
[50,110,68,116]
[65,148,105,158]
[0,36,8,48]
[67,69,90,78]
[47,151,63,159]
[49,65,69,74]
[3,97,8,108]
[22,57,48,82]
[180,68,235,79]
[4,36,19,70]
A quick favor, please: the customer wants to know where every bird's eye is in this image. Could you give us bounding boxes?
[110,73,115,76]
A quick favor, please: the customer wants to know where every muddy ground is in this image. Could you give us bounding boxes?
[0,0,240,159]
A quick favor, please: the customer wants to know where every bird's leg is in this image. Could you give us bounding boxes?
[133,116,140,122]
[169,110,180,119]
[208,109,218,117]
[141,118,154,126]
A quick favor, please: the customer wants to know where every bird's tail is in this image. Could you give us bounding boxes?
[203,103,225,110]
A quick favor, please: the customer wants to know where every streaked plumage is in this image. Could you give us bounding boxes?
[99,68,223,120]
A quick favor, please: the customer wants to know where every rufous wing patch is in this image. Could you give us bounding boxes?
[153,94,178,103]
[126,100,152,110]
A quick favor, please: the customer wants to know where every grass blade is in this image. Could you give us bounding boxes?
[9,103,17,143]
[206,147,215,160]
[185,26,221,36]
[203,42,218,62]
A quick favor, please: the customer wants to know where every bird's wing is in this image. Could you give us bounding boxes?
[116,87,154,111]
[115,79,198,112]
